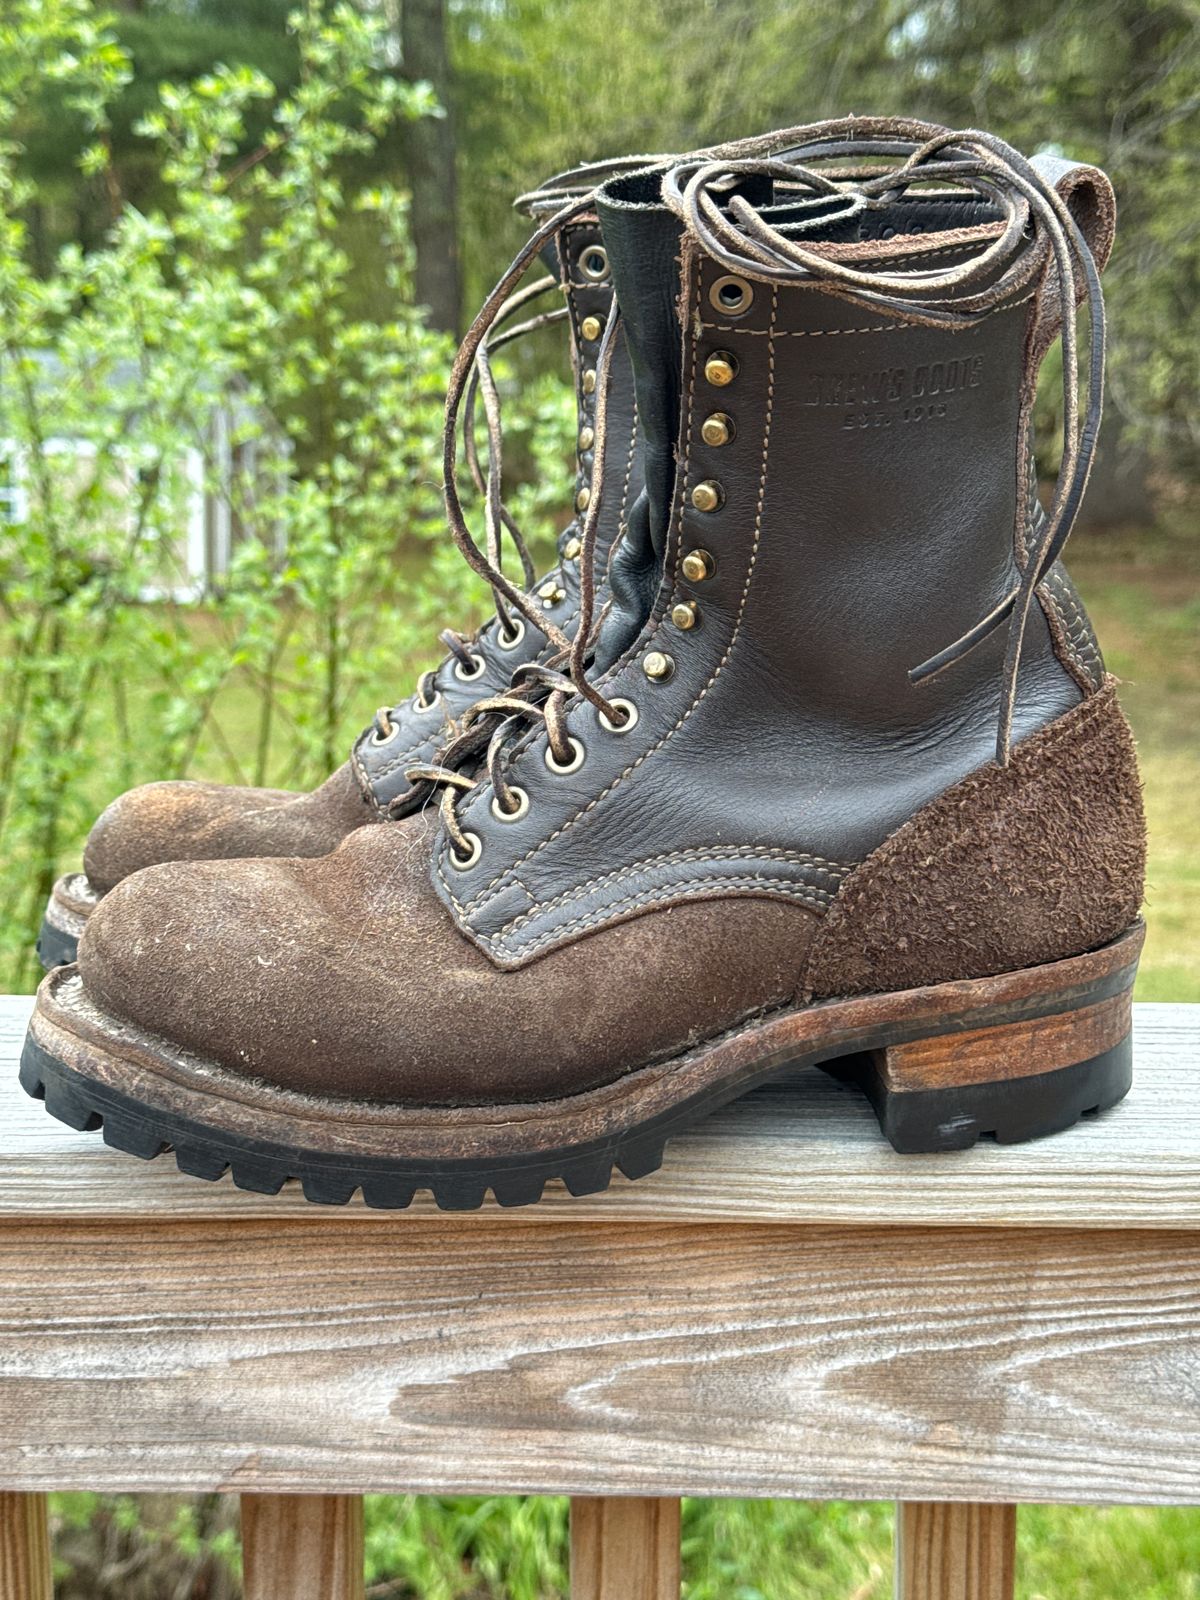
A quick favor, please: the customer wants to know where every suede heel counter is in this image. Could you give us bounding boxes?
[802,679,1146,1000]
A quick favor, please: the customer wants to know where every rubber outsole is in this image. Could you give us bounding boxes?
[35,916,80,972]
[19,998,1136,1210]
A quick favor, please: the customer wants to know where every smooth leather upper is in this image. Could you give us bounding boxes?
[433,172,1102,967]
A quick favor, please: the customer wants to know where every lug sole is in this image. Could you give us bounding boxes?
[19,922,1143,1209]
[36,873,100,970]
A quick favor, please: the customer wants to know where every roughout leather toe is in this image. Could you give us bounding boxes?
[82,762,376,893]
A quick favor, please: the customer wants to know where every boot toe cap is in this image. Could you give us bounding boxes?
[81,763,372,894]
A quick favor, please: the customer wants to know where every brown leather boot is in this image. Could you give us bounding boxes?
[35,172,644,969]
[22,121,1145,1208]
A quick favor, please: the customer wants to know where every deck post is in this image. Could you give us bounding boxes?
[241,1493,364,1600]
[570,1496,681,1600]
[0,1492,52,1600]
[896,1501,1016,1600]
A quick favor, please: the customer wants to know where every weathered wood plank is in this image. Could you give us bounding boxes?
[241,1494,364,1600]
[1,997,1197,1229]
[570,1497,680,1600]
[1,1218,1197,1503]
[0,1492,52,1600]
[896,1502,1016,1600]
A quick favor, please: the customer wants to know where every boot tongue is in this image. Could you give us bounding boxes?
[594,172,687,664]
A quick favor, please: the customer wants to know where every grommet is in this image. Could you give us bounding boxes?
[681,549,716,583]
[453,653,486,682]
[581,315,603,342]
[709,274,754,316]
[598,697,639,734]
[704,351,737,387]
[580,245,609,281]
[449,832,483,871]
[544,736,586,774]
[496,618,526,652]
[671,600,699,630]
[490,785,530,823]
[691,480,724,513]
[643,650,675,682]
[701,412,735,447]
[562,535,583,561]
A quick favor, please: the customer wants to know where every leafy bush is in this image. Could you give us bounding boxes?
[0,0,571,993]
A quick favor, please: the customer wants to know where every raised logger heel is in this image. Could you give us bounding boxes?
[835,977,1137,1154]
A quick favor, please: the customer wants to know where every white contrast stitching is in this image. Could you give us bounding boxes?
[493,843,853,936]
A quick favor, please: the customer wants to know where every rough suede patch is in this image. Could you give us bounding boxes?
[801,679,1146,1000]
[82,761,376,893]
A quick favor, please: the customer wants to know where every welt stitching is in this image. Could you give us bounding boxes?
[494,845,854,937]
[460,266,778,915]
[484,874,835,958]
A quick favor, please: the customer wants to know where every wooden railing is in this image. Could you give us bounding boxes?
[1,997,1197,1599]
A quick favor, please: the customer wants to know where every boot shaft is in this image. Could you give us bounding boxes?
[429,125,1126,966]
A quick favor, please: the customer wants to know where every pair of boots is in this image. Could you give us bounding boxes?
[21,117,1146,1210]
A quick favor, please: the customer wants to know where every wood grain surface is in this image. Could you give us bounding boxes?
[896,1502,1016,1600]
[2,998,1197,1229]
[1,1217,1197,1503]
[570,1497,680,1600]
[241,1494,364,1600]
[0,1492,52,1600]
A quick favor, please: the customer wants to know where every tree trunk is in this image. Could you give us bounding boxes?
[401,0,461,335]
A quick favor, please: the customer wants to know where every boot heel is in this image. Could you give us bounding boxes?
[840,985,1135,1153]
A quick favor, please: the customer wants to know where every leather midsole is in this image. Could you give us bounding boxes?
[29,923,1143,1164]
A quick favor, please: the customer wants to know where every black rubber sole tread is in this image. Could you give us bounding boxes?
[18,1036,667,1211]
[35,916,80,973]
[19,1021,1131,1209]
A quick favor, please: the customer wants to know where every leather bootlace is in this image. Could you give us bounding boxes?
[662,119,1105,764]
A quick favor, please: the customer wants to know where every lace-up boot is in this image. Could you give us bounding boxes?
[23,120,1145,1208]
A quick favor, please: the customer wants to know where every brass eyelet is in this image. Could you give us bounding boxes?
[449,832,483,871]
[598,697,639,735]
[576,486,591,513]
[671,601,699,631]
[562,535,583,561]
[710,275,754,317]
[643,651,675,682]
[495,618,526,652]
[681,548,716,583]
[691,480,724,513]
[453,653,486,683]
[701,412,735,447]
[579,245,609,282]
[411,690,443,716]
[490,785,530,823]
[703,351,738,387]
[578,425,595,452]
[369,718,399,747]
[582,369,597,394]
[544,736,586,775]
[581,315,604,342]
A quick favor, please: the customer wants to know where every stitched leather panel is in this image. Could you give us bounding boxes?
[435,213,1084,968]
[351,221,642,816]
